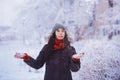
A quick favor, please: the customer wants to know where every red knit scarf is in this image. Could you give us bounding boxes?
[54,38,65,50]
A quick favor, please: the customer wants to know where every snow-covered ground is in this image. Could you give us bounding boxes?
[0,37,120,80]
[0,40,45,80]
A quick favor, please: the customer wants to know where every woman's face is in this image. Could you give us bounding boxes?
[55,28,65,40]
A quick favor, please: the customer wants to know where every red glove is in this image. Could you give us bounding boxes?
[72,57,80,62]
[22,53,30,60]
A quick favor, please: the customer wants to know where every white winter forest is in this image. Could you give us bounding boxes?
[0,0,120,80]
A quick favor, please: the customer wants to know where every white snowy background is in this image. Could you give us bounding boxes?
[0,0,120,80]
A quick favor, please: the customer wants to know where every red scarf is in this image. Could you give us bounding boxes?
[54,38,65,50]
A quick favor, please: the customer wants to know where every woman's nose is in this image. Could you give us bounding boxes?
[60,33,62,35]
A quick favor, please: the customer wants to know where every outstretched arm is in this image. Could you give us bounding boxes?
[15,45,48,69]
[24,45,48,69]
[69,46,84,72]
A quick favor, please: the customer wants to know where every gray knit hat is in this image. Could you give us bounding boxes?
[52,23,66,33]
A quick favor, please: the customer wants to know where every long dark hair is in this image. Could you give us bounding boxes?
[46,31,70,57]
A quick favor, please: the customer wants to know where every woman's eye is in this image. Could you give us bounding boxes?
[57,30,60,32]
[56,29,65,33]
[62,30,65,32]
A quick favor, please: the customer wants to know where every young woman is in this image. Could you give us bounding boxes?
[15,23,84,80]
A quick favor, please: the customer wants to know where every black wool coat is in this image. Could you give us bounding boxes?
[24,44,81,80]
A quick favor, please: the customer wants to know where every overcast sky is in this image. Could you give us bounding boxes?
[0,0,25,26]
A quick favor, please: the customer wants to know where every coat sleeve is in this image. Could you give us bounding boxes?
[69,46,81,72]
[24,44,48,69]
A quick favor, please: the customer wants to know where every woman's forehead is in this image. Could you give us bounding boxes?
[56,28,65,31]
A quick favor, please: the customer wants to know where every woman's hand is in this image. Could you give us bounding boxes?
[14,53,24,59]
[14,52,29,60]
[72,52,85,61]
